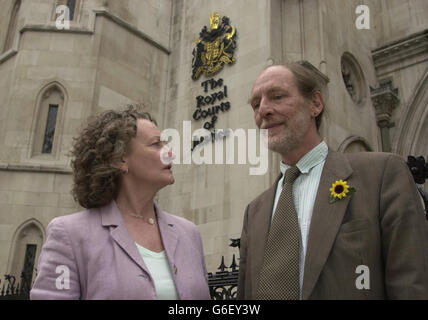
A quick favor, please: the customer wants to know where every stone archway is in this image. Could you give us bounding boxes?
[338,136,373,153]
[7,219,45,284]
[393,68,428,159]
[30,80,68,159]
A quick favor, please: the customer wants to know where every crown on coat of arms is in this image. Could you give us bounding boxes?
[191,13,238,80]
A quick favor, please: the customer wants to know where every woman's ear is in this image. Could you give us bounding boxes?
[112,157,128,173]
[120,158,128,173]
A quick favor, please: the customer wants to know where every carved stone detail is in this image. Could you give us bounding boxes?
[341,53,367,105]
[370,79,400,152]
[370,79,400,127]
[372,30,428,68]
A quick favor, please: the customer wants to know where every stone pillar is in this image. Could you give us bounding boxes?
[370,80,399,152]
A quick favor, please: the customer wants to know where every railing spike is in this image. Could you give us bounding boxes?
[218,256,226,272]
[230,254,238,271]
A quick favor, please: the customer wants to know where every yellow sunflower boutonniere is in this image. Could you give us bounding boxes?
[329,179,356,204]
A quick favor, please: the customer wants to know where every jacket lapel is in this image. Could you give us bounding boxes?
[156,204,179,276]
[251,174,282,291]
[302,151,353,299]
[100,201,151,276]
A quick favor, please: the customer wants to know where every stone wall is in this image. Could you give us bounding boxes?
[0,0,171,278]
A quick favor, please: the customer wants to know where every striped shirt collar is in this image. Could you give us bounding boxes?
[280,141,329,175]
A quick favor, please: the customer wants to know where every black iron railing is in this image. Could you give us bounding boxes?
[208,254,239,300]
[208,238,240,300]
[0,273,32,300]
[407,155,428,220]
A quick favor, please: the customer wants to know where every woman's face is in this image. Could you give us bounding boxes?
[122,119,174,189]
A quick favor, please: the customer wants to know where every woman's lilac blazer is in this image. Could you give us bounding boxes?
[30,201,211,300]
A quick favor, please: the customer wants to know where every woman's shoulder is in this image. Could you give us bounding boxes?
[48,207,101,236]
[158,208,198,232]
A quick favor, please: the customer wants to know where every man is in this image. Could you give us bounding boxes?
[237,62,428,299]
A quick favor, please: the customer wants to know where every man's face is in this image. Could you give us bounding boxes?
[250,66,313,155]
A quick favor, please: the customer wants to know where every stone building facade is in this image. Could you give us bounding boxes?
[0,0,427,284]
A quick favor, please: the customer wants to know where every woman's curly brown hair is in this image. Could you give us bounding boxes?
[70,104,156,209]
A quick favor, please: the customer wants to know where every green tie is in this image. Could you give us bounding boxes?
[256,166,301,300]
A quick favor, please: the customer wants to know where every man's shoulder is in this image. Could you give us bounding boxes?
[339,151,407,170]
[326,151,412,188]
[341,151,400,161]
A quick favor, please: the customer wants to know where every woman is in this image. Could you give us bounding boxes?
[30,105,211,299]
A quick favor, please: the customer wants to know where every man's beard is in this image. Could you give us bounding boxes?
[267,106,311,155]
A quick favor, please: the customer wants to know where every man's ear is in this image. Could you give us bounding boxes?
[311,91,324,117]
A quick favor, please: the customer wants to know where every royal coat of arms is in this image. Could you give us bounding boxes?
[192,13,237,80]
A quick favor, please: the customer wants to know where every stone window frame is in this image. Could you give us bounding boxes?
[3,0,21,53]
[29,81,68,160]
[340,52,367,106]
[7,219,45,284]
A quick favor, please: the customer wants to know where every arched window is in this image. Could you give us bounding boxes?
[3,0,21,53]
[31,82,67,158]
[67,0,77,20]
[8,220,45,286]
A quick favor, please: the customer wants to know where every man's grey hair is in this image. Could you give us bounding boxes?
[272,61,326,129]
